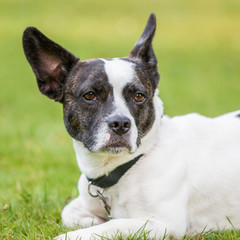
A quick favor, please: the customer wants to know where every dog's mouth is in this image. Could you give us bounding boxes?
[100,137,132,154]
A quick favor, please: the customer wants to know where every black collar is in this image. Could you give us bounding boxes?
[86,154,144,189]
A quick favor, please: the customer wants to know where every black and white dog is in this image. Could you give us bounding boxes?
[23,13,240,240]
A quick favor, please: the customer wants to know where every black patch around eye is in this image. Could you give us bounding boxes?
[65,59,113,105]
[236,113,240,118]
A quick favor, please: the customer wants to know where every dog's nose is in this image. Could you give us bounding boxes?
[108,116,131,136]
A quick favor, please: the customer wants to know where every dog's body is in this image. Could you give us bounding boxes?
[23,14,240,239]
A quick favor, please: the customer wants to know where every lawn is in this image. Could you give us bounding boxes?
[0,0,239,239]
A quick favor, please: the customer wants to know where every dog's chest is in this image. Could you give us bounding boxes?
[105,174,151,219]
[100,185,128,218]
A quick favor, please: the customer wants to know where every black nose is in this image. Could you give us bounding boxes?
[108,116,131,136]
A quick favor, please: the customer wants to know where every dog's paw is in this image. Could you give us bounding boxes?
[54,229,94,240]
[54,233,69,240]
[53,234,65,240]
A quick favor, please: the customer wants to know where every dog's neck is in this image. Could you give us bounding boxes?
[73,94,163,179]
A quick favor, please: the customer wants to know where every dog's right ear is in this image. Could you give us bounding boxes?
[22,27,78,102]
[129,13,159,89]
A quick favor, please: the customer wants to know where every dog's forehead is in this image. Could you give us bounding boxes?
[69,57,151,94]
[100,58,136,90]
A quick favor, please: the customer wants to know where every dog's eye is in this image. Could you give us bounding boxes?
[134,92,146,103]
[82,91,96,101]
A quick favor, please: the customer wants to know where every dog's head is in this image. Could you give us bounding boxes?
[23,13,161,155]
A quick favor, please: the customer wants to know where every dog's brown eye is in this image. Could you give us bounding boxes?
[83,91,96,101]
[134,92,146,103]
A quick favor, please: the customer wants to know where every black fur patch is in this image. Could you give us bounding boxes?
[63,59,115,149]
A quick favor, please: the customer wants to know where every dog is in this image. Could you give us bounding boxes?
[22,13,240,240]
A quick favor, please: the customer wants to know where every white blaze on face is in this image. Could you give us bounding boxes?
[101,58,134,92]
[100,58,139,152]
[101,58,134,114]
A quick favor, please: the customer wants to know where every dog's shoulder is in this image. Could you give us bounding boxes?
[214,110,240,120]
[163,110,240,125]
[159,111,240,143]
[161,113,211,131]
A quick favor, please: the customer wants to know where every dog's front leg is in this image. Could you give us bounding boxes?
[61,175,108,228]
[61,196,106,228]
[55,218,171,240]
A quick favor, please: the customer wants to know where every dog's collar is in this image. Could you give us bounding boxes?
[86,154,144,189]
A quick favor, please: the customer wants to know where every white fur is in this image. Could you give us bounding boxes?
[101,58,134,91]
[56,85,240,239]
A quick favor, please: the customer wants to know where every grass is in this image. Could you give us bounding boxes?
[0,0,240,239]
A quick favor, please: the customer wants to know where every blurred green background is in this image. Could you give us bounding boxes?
[0,0,239,222]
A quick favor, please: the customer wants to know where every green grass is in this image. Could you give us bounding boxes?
[0,0,240,239]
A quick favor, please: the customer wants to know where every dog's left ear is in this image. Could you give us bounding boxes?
[22,27,78,102]
[129,13,159,89]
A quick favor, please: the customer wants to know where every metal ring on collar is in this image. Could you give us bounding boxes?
[88,181,103,198]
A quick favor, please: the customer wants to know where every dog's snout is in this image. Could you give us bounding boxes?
[108,116,131,136]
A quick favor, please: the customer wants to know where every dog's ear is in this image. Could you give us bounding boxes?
[22,27,78,102]
[129,13,159,89]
